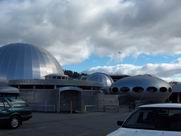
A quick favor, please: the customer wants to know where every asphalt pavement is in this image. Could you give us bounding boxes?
[0,112,129,136]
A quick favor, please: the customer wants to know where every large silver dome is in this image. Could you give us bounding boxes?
[0,43,64,80]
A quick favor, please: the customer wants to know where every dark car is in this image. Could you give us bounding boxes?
[0,97,32,129]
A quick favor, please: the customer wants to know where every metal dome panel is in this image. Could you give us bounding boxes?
[0,43,64,80]
[112,75,171,89]
[86,72,113,87]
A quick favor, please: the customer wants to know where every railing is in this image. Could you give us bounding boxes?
[84,105,97,112]
[103,105,120,112]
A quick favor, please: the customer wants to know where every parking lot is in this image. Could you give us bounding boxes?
[0,112,129,136]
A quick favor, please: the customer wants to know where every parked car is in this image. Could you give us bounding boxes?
[107,103,181,136]
[0,97,32,128]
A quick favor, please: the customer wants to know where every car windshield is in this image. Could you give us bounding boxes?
[5,97,27,108]
[122,108,181,131]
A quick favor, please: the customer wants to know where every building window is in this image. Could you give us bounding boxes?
[120,87,130,93]
[168,88,172,93]
[112,87,119,93]
[35,85,54,89]
[19,85,34,89]
[147,87,157,92]
[133,87,144,93]
[160,87,167,92]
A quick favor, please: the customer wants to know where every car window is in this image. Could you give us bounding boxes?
[169,109,181,131]
[12,102,27,108]
[4,101,10,108]
[0,98,4,110]
[6,97,27,108]
[122,109,158,129]
[122,108,181,131]
[5,98,27,108]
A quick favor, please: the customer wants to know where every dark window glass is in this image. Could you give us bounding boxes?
[20,85,34,89]
[160,87,167,92]
[120,87,130,93]
[35,85,54,89]
[4,101,10,108]
[168,88,172,93]
[147,87,157,92]
[0,97,4,110]
[122,108,181,131]
[0,99,4,110]
[133,87,144,93]
[112,87,119,93]
[7,98,27,108]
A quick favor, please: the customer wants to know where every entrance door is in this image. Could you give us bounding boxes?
[60,90,81,113]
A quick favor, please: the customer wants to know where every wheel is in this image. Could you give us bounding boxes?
[9,116,21,129]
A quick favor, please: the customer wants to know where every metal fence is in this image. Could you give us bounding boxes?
[29,103,56,112]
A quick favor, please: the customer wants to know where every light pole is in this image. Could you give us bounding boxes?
[118,51,121,64]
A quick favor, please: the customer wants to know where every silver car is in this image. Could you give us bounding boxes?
[107,104,181,136]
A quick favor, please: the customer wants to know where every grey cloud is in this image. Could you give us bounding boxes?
[0,0,181,65]
[86,59,181,81]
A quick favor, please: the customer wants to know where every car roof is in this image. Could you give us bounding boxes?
[139,103,181,108]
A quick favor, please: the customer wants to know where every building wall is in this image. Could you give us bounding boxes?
[20,89,57,112]
[81,91,98,112]
[97,94,120,112]
[19,88,100,112]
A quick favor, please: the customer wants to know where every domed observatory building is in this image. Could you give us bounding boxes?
[0,43,64,80]
[1,43,103,112]
[111,75,172,105]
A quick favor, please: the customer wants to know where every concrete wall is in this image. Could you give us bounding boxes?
[81,90,98,112]
[97,94,131,112]
[97,94,120,112]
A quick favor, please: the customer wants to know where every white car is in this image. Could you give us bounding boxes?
[107,103,181,136]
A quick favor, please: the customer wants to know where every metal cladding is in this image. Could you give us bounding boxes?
[111,74,172,101]
[0,43,64,80]
[86,72,113,87]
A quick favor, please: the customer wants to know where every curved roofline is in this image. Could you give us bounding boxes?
[88,72,110,76]
[112,74,171,88]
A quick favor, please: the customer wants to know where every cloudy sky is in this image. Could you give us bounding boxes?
[0,0,181,81]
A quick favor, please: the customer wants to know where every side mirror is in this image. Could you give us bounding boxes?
[117,121,124,126]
